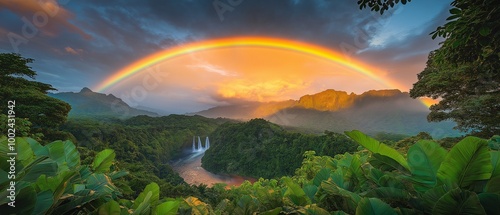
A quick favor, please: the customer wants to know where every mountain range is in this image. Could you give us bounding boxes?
[195,89,461,137]
[49,87,158,118]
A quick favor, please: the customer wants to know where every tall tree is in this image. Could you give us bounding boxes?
[0,53,71,135]
[359,0,499,137]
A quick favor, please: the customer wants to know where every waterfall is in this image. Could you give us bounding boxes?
[191,136,210,153]
[192,136,195,152]
[198,136,202,151]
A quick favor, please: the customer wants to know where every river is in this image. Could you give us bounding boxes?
[170,151,255,187]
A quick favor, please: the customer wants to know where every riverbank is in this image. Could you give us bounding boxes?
[171,151,255,187]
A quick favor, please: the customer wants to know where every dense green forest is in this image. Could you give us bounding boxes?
[60,115,231,198]
[202,119,357,178]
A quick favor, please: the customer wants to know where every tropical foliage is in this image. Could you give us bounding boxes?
[3,131,497,214]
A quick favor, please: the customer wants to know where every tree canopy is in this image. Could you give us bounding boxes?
[358,0,500,137]
[0,53,71,134]
[409,0,500,137]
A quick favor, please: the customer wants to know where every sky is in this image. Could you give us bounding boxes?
[0,0,452,113]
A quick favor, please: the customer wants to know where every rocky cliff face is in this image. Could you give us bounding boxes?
[297,89,356,111]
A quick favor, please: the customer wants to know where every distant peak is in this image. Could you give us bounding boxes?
[80,87,93,93]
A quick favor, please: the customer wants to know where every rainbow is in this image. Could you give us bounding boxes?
[94,36,433,107]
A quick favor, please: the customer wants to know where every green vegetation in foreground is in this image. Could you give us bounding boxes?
[2,132,499,214]
[201,119,358,178]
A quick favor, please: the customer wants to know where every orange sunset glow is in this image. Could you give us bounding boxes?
[105,45,398,109]
[93,36,436,114]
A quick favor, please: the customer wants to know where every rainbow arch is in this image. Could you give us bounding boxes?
[95,37,400,91]
[94,36,432,106]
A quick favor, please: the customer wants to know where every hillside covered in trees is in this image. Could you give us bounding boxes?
[202,119,357,178]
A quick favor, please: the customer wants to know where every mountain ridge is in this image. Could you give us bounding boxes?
[49,87,158,118]
[195,89,459,136]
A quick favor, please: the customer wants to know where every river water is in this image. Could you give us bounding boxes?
[170,151,255,187]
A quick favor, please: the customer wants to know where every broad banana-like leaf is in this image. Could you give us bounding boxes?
[320,179,361,213]
[45,140,80,171]
[432,188,486,215]
[355,198,397,215]
[16,137,35,166]
[437,137,492,189]
[260,207,282,215]
[184,196,210,215]
[345,130,409,170]
[98,200,121,215]
[133,191,152,215]
[485,176,500,194]
[304,204,330,215]
[490,151,500,178]
[133,182,160,210]
[364,187,411,202]
[420,184,453,213]
[26,137,48,157]
[303,184,318,203]
[408,140,447,193]
[478,193,500,215]
[92,149,116,173]
[488,135,500,150]
[32,190,54,215]
[370,153,409,173]
[21,158,58,182]
[313,168,331,187]
[283,177,308,206]
[154,200,180,215]
[1,186,36,214]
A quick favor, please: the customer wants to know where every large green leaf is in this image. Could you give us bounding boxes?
[355,198,397,215]
[313,168,331,187]
[345,130,409,170]
[99,200,121,215]
[26,137,48,157]
[260,207,282,215]
[21,158,58,182]
[16,137,35,166]
[432,188,486,215]
[303,184,318,203]
[490,151,500,178]
[320,179,361,213]
[1,186,36,214]
[370,153,409,173]
[184,196,210,215]
[437,137,492,188]
[408,140,447,192]
[283,177,308,206]
[92,149,116,173]
[484,176,500,194]
[364,187,411,202]
[303,204,330,215]
[421,184,452,212]
[133,191,152,215]
[478,193,500,215]
[45,140,80,171]
[133,182,160,210]
[153,200,180,215]
[32,190,54,215]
